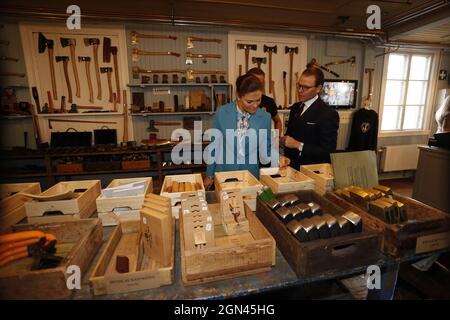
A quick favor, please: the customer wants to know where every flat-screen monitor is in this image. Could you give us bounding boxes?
[320,79,357,109]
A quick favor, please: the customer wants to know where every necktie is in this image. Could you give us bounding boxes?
[296,102,305,118]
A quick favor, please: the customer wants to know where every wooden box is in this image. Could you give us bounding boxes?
[214,170,264,211]
[160,174,205,218]
[180,203,275,286]
[256,190,381,278]
[0,219,103,299]
[24,180,101,223]
[0,183,41,232]
[260,167,315,194]
[121,160,151,170]
[89,220,175,296]
[325,192,450,257]
[55,163,83,174]
[300,163,334,195]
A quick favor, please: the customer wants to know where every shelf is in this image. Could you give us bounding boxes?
[53,167,158,176]
[38,112,122,117]
[128,83,231,88]
[132,111,214,116]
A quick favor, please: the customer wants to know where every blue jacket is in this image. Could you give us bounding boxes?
[206,101,278,179]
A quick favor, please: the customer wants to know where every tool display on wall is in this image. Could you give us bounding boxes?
[308,58,340,78]
[130,31,177,45]
[60,37,81,98]
[252,57,266,69]
[324,56,356,67]
[285,46,298,105]
[47,118,117,129]
[38,33,57,100]
[78,56,94,103]
[100,67,113,103]
[282,71,287,109]
[263,45,277,95]
[84,38,102,100]
[185,52,222,65]
[0,56,19,62]
[55,56,72,103]
[187,36,222,49]
[131,48,180,62]
[110,46,121,103]
[237,44,257,73]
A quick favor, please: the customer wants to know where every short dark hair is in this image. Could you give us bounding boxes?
[236,74,263,97]
[301,67,324,87]
[247,67,265,77]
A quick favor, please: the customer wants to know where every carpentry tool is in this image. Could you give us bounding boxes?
[308,58,340,78]
[0,72,25,77]
[100,67,113,103]
[185,52,221,65]
[324,56,356,67]
[48,118,117,129]
[187,36,221,49]
[110,46,121,103]
[186,69,226,81]
[363,68,375,108]
[263,45,277,94]
[130,31,177,45]
[237,44,257,72]
[103,37,111,63]
[147,120,182,132]
[285,46,298,104]
[123,89,128,143]
[60,37,80,98]
[31,87,41,113]
[55,56,73,103]
[131,48,180,62]
[282,71,288,109]
[132,66,184,75]
[38,33,57,100]
[252,57,267,69]
[78,56,94,103]
[47,91,54,113]
[0,40,9,45]
[294,71,299,102]
[60,96,66,113]
[0,56,19,62]
[84,38,102,100]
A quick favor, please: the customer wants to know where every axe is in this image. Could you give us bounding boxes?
[131,48,180,62]
[110,47,121,103]
[185,52,222,65]
[282,71,287,109]
[252,57,267,69]
[308,58,340,78]
[84,38,102,100]
[31,87,41,113]
[130,31,177,45]
[100,67,113,103]
[324,56,356,67]
[55,56,72,103]
[38,33,57,100]
[187,36,222,49]
[48,118,116,129]
[78,56,94,103]
[263,45,277,94]
[60,37,80,98]
[285,46,298,104]
[363,68,375,108]
[237,44,257,72]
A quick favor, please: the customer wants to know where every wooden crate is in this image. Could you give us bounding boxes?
[0,183,41,232]
[256,190,381,278]
[180,203,275,286]
[325,192,450,257]
[214,170,264,211]
[260,167,315,194]
[300,163,335,195]
[90,220,175,295]
[25,180,101,223]
[0,219,103,299]
[160,174,205,218]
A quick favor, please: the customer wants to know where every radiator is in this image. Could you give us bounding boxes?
[380,144,420,172]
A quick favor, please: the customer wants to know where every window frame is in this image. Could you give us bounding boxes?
[378,49,439,137]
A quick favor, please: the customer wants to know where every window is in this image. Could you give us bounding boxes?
[380,52,433,132]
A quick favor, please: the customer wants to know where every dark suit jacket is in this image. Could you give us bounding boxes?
[285,98,339,169]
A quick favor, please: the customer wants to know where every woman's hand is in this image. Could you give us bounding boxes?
[284,135,302,149]
[279,156,291,168]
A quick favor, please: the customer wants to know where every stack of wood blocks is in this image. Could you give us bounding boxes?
[219,189,249,235]
[180,192,215,250]
[300,163,335,195]
[163,181,202,193]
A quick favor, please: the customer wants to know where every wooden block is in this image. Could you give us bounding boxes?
[172,181,179,193]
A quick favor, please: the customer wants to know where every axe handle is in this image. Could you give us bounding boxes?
[62,60,73,104]
[256,61,261,69]
[106,71,113,103]
[47,91,53,113]
[283,73,287,109]
[238,64,242,77]
[294,72,299,103]
[93,44,102,100]
[190,37,221,43]
[112,53,121,103]
[289,52,293,104]
[30,102,42,146]
[123,89,128,142]
[245,49,249,72]
[268,52,273,94]
[48,48,57,100]
[271,80,277,105]
[84,61,94,103]
[70,45,80,98]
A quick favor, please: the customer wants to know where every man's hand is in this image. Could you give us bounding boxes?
[203,176,214,190]
[279,156,291,168]
[284,135,302,149]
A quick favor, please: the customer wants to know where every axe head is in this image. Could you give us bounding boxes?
[264,45,277,53]
[130,31,138,45]
[252,57,267,64]
[100,67,112,73]
[185,57,193,65]
[84,38,100,46]
[285,46,298,54]
[78,56,91,62]
[55,56,69,62]
[60,37,75,47]
[237,43,257,51]
[103,37,111,63]
[38,32,53,53]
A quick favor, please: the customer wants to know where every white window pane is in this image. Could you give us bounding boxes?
[409,55,431,80]
[403,105,424,130]
[381,105,402,130]
[384,80,405,105]
[387,54,408,80]
[406,81,428,105]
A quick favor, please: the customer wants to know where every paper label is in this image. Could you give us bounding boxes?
[206,223,212,231]
[415,232,450,254]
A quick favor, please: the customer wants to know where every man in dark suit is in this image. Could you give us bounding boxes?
[283,67,339,169]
